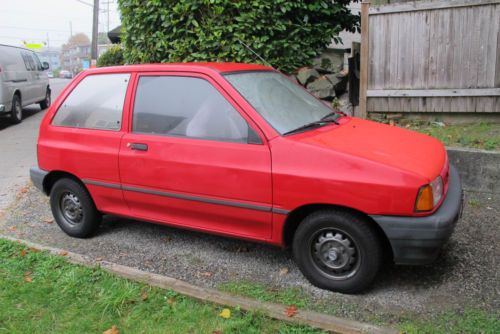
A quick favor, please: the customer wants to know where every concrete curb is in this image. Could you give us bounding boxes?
[1,235,399,334]
[447,147,500,193]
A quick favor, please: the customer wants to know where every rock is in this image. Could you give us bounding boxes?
[296,68,319,86]
[306,76,335,100]
[312,49,344,74]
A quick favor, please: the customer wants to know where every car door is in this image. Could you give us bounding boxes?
[19,50,36,104]
[30,52,48,101]
[119,72,273,240]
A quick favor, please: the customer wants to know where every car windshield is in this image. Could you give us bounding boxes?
[224,71,337,135]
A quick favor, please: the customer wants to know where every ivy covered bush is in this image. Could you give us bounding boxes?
[97,45,125,67]
[118,0,359,73]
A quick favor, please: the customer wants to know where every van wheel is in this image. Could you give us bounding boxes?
[292,210,382,294]
[39,88,51,109]
[50,178,101,238]
[10,95,22,124]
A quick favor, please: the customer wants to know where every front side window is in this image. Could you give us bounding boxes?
[224,71,337,135]
[133,76,253,143]
[52,73,130,131]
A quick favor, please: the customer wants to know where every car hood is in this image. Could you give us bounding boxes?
[294,117,446,180]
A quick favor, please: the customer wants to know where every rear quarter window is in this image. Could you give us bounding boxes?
[52,73,130,131]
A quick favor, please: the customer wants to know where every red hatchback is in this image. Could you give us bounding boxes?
[30,63,463,293]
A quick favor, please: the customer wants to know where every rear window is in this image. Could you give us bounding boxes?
[52,74,130,131]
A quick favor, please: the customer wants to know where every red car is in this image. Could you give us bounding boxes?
[30,63,463,293]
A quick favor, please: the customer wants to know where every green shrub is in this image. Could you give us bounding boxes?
[117,0,359,73]
[97,45,125,67]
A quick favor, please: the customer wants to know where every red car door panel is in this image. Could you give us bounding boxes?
[118,73,273,240]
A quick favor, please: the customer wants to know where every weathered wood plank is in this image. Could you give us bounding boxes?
[369,0,500,15]
[367,88,500,97]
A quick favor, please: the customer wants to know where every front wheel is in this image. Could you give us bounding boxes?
[50,178,102,238]
[10,95,22,124]
[293,210,382,294]
[39,88,51,110]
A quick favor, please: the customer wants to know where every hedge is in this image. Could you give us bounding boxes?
[97,45,125,67]
[117,0,359,73]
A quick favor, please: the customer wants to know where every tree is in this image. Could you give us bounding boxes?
[117,0,359,73]
[63,33,90,48]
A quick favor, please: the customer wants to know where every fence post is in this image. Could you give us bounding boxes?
[358,0,370,119]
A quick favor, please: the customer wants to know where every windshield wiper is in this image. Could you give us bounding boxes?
[320,112,341,123]
[283,112,341,136]
[283,119,338,136]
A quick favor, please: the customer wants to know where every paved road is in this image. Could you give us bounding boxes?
[0,79,70,210]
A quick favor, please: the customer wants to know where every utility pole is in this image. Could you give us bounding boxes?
[91,0,99,67]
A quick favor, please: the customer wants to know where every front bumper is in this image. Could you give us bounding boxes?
[371,164,463,265]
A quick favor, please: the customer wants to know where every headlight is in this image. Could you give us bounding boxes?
[415,176,443,212]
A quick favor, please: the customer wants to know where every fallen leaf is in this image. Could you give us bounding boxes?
[96,257,104,262]
[19,186,29,194]
[8,226,16,231]
[212,331,222,334]
[29,247,40,253]
[285,305,298,317]
[24,272,32,283]
[59,250,68,256]
[219,308,231,319]
[140,290,148,301]
[20,249,26,257]
[44,219,54,224]
[201,271,213,277]
[16,240,21,244]
[167,297,176,305]
[103,325,119,334]
[279,267,289,276]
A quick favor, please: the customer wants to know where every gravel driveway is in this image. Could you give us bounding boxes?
[1,185,498,322]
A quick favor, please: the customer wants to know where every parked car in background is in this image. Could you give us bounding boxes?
[59,70,72,79]
[30,63,463,293]
[0,44,51,123]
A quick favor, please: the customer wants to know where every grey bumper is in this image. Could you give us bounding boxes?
[30,167,48,194]
[371,165,463,265]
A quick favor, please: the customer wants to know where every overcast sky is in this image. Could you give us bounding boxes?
[0,0,121,48]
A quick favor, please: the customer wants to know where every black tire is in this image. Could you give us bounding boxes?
[292,209,382,294]
[39,88,51,110]
[10,94,22,124]
[50,178,101,238]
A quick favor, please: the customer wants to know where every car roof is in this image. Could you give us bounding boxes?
[84,62,274,75]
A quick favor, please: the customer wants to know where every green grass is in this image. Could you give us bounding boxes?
[0,239,325,334]
[405,121,500,150]
[219,280,500,334]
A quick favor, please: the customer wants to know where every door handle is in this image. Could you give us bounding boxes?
[128,143,148,151]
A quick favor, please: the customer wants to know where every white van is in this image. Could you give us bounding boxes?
[0,44,51,124]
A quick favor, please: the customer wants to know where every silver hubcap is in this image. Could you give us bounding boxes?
[60,192,83,225]
[311,229,360,280]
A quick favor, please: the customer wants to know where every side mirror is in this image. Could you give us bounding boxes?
[42,62,50,70]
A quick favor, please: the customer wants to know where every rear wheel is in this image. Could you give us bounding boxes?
[10,95,22,124]
[50,178,101,238]
[292,209,382,294]
[39,88,51,109]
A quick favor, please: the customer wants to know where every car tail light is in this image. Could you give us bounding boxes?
[415,176,444,212]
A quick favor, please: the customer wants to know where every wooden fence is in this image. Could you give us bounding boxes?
[358,0,500,118]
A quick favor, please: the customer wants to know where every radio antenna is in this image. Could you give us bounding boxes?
[237,39,275,69]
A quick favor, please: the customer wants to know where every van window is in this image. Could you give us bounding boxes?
[21,52,35,71]
[32,53,43,71]
[52,74,130,131]
[132,76,252,143]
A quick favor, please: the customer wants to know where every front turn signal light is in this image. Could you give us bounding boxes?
[415,185,434,212]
